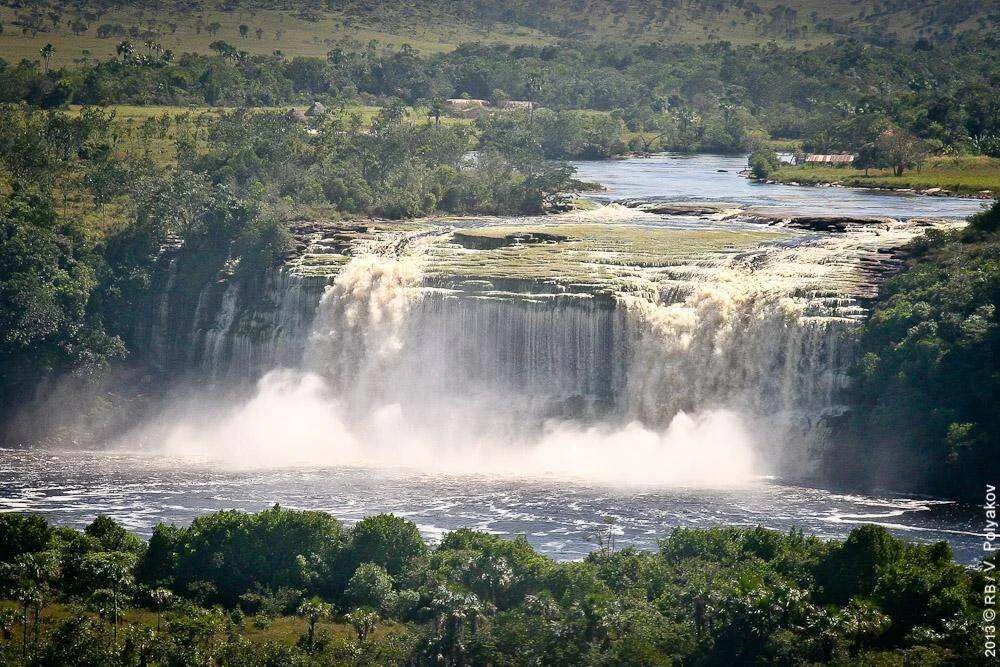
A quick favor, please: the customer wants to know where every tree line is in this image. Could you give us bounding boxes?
[0,507,989,665]
[3,33,997,156]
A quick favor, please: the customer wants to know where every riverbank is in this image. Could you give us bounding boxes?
[760,155,999,198]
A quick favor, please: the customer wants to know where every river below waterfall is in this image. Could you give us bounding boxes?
[0,449,982,563]
[2,155,987,563]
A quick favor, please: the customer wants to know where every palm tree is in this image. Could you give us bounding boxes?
[345,608,378,643]
[297,597,333,650]
[39,43,54,73]
[116,40,134,62]
[148,588,174,632]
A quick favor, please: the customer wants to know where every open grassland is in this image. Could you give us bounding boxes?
[0,4,549,67]
[1,0,992,68]
[771,156,1000,196]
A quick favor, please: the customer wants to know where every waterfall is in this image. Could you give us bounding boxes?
[138,211,940,485]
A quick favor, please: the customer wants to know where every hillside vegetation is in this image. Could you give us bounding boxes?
[1,0,996,66]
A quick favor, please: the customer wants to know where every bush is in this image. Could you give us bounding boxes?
[342,514,426,579]
[346,562,395,613]
[748,148,780,179]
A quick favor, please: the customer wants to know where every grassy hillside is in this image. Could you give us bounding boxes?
[2,0,996,67]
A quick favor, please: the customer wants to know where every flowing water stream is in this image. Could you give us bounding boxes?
[1,155,987,561]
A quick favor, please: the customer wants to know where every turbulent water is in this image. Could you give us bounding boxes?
[7,155,987,559]
[0,450,982,563]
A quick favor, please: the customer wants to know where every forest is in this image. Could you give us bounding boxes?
[0,506,990,665]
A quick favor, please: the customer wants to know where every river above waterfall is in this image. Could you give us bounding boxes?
[0,449,982,563]
[572,154,988,219]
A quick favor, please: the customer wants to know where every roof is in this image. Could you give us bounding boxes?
[305,101,327,116]
[804,154,855,164]
[445,98,488,108]
[499,100,536,109]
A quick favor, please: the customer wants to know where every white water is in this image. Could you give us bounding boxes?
[133,158,966,488]
[150,230,863,486]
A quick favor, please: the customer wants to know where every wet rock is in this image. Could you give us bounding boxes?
[452,231,570,250]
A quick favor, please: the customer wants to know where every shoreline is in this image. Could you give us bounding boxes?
[744,171,995,200]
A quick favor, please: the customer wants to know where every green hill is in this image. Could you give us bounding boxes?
[2,0,996,66]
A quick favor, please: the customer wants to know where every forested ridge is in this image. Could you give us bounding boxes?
[0,507,991,665]
[4,33,998,157]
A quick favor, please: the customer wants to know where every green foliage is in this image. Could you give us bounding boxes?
[345,563,394,614]
[748,147,780,179]
[828,201,1000,500]
[138,505,344,606]
[343,515,425,579]
[0,188,125,424]
[0,515,54,564]
[0,510,984,666]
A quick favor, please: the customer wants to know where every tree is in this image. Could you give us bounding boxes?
[345,608,378,643]
[297,597,332,651]
[748,148,780,179]
[428,98,445,125]
[343,514,426,577]
[4,552,59,662]
[82,551,137,643]
[39,44,54,73]
[148,587,174,632]
[875,129,925,177]
[116,39,134,62]
[346,563,395,613]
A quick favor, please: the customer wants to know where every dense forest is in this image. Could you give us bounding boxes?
[0,507,990,665]
[824,201,999,502]
[2,34,998,156]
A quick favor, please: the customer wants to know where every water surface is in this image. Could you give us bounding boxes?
[0,450,981,563]
[572,154,988,219]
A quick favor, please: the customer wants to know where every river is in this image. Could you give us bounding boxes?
[0,155,986,563]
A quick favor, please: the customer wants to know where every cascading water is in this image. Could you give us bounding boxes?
[138,207,946,486]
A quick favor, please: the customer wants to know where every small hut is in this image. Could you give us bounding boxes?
[803,154,855,166]
[285,107,308,123]
[498,100,536,111]
[305,101,328,117]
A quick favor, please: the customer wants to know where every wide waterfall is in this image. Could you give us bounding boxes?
[132,205,945,486]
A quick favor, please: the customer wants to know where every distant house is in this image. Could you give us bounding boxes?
[498,100,536,111]
[305,101,327,117]
[445,98,490,118]
[446,99,489,110]
[285,107,307,123]
[803,153,856,166]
